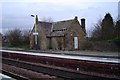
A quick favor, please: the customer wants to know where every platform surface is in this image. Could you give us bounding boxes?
[0,73,14,80]
[1,49,120,64]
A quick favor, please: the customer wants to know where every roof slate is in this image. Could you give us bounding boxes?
[37,19,78,37]
[50,19,74,37]
[52,19,73,31]
[38,21,52,35]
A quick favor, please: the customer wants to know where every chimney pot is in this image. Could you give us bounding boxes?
[74,16,78,20]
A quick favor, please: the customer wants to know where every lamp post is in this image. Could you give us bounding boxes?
[31,15,39,49]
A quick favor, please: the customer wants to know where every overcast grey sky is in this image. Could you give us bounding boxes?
[0,0,119,36]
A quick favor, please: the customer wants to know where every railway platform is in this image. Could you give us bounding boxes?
[2,47,119,58]
[0,73,14,80]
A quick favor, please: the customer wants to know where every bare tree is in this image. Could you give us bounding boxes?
[114,20,120,37]
[4,29,30,47]
[5,28,22,46]
[92,13,115,40]
[22,30,30,45]
[91,19,102,40]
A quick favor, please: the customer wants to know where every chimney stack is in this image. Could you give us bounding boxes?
[74,16,78,20]
[81,18,86,33]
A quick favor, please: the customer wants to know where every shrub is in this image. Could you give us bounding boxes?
[80,40,93,50]
[112,37,120,48]
[6,29,22,46]
[4,29,30,48]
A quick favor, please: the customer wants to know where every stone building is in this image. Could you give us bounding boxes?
[30,16,86,50]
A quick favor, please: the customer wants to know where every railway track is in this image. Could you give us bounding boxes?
[2,70,29,80]
[1,49,120,79]
[2,63,60,80]
[2,57,119,80]
[2,49,119,75]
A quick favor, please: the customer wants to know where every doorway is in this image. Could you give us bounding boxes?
[74,37,78,49]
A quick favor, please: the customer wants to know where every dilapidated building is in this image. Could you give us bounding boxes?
[30,16,86,50]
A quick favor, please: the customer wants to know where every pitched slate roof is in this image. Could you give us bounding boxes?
[33,17,83,37]
[50,19,74,37]
[52,19,73,31]
[39,21,52,35]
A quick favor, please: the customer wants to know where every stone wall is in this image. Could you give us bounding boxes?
[64,19,86,50]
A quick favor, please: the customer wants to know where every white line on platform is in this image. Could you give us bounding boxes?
[0,73,12,79]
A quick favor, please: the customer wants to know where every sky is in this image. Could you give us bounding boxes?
[118,1,120,20]
[0,0,119,36]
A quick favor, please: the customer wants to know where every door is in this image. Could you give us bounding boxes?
[74,37,78,49]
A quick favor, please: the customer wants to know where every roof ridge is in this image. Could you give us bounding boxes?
[55,19,74,23]
[38,21,52,24]
[38,19,74,23]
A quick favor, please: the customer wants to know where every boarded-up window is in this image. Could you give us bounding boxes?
[74,37,78,49]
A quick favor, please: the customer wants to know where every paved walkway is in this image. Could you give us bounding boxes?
[56,50,119,57]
